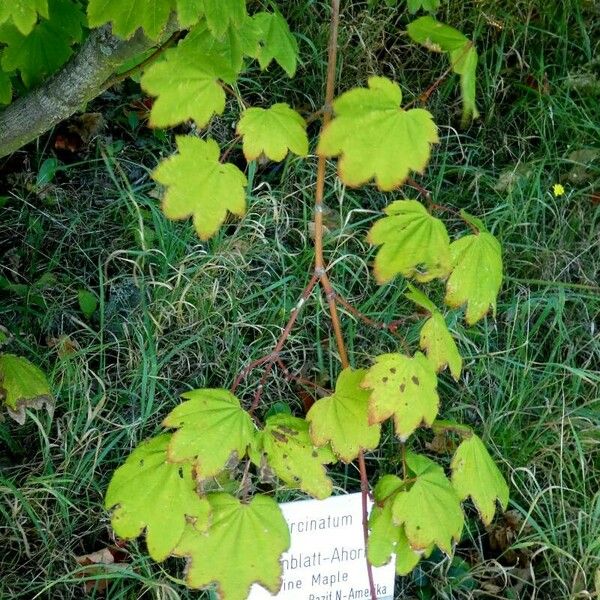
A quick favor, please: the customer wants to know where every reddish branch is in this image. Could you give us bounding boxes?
[312,3,376,595]
[275,359,330,395]
[231,273,319,416]
[231,2,378,596]
[406,177,431,199]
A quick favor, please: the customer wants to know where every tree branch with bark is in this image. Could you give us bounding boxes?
[0,17,181,159]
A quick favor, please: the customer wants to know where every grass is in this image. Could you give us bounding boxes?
[0,0,599,598]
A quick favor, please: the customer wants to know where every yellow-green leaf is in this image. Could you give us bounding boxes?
[445,213,502,325]
[253,11,298,77]
[392,452,464,554]
[453,44,479,125]
[88,0,174,40]
[141,41,233,129]
[163,388,256,478]
[175,0,204,28]
[368,474,431,575]
[202,0,246,38]
[0,0,85,87]
[361,352,439,441]
[307,368,380,463]
[317,77,438,191]
[368,200,450,283]
[368,476,405,567]
[420,312,462,380]
[451,434,509,525]
[0,353,53,424]
[152,136,247,240]
[0,0,49,35]
[180,15,260,75]
[407,0,440,13]
[237,103,308,162]
[251,414,336,499]
[104,434,211,561]
[173,493,290,599]
[407,16,479,125]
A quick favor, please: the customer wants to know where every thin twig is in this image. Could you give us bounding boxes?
[276,359,330,395]
[404,42,473,110]
[312,3,377,599]
[335,294,411,354]
[246,274,320,416]
[358,451,378,600]
[313,0,349,369]
[230,355,273,394]
[406,177,431,200]
[220,134,243,163]
[104,31,184,89]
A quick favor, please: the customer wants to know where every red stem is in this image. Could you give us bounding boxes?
[275,358,330,395]
[246,274,320,416]
[358,451,378,599]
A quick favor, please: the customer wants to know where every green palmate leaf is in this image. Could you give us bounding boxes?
[153,136,247,240]
[368,475,432,575]
[420,312,462,380]
[306,368,380,463]
[237,103,309,162]
[104,434,211,561]
[445,212,502,324]
[0,0,48,35]
[361,352,439,441]
[175,0,204,28]
[407,0,440,12]
[0,0,84,87]
[317,77,438,191]
[251,414,336,499]
[173,493,290,599]
[368,200,450,283]
[0,63,11,104]
[253,11,298,77]
[451,434,509,525]
[0,353,53,424]
[181,15,259,75]
[141,41,234,129]
[392,452,464,554]
[407,16,479,124]
[88,0,174,40]
[163,388,256,478]
[202,0,246,38]
[368,476,405,566]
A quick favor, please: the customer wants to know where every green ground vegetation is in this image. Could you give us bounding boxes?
[0,1,599,598]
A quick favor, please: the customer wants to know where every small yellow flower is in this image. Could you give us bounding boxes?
[552,183,565,197]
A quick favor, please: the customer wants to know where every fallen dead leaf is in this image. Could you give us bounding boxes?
[75,545,129,594]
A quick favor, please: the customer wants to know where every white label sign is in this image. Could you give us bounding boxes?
[248,493,395,600]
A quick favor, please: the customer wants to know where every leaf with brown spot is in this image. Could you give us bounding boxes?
[361,352,439,441]
[250,414,336,499]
